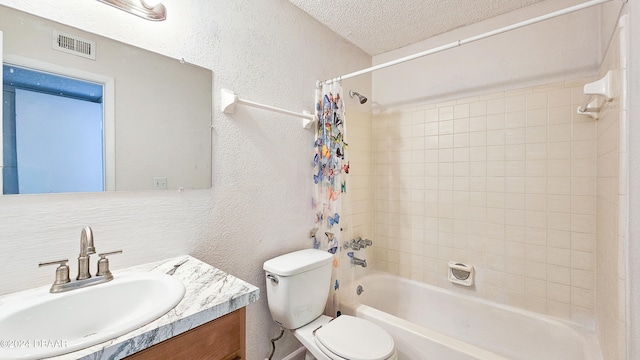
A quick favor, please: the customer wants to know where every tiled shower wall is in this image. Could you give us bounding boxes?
[595,15,627,360]
[334,105,374,308]
[344,106,374,240]
[371,81,598,325]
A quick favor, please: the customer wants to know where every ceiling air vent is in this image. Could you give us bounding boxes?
[52,31,96,60]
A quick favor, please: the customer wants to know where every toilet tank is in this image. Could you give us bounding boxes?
[263,249,333,329]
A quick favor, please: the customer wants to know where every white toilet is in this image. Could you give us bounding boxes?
[263,249,397,360]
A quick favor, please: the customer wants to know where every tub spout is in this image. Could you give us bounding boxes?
[351,256,367,268]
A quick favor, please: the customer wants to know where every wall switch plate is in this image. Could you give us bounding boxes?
[153,177,167,190]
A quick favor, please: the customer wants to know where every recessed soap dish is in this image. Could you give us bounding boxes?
[448,262,474,286]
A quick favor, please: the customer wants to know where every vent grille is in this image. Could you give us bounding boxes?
[52,31,96,60]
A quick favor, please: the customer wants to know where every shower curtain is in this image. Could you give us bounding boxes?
[312,82,351,317]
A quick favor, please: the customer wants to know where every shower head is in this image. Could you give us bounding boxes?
[349,90,368,104]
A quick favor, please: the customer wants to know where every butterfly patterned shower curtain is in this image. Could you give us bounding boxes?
[312,81,352,317]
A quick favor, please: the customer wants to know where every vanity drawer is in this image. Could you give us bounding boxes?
[126,307,246,360]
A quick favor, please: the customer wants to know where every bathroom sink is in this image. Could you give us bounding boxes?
[0,271,185,360]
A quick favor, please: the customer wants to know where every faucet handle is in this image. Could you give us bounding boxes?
[39,259,71,285]
[96,250,122,278]
[357,238,373,247]
[99,250,123,257]
[343,238,367,250]
[39,259,69,267]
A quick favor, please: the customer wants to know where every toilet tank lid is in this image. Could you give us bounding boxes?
[263,249,333,276]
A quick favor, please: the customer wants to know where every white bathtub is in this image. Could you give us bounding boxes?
[340,273,602,360]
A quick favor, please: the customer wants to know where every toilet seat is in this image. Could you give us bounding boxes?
[314,315,395,360]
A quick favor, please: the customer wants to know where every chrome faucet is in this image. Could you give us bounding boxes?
[343,237,373,251]
[351,256,367,268]
[358,238,373,248]
[39,226,122,293]
[77,226,96,280]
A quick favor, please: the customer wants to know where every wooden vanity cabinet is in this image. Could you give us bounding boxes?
[126,307,246,360]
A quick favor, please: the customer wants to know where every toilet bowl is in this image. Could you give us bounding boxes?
[263,249,397,360]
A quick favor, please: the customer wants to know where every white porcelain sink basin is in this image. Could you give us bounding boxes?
[0,272,185,360]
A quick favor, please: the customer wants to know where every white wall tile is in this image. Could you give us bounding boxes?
[507,111,527,128]
[371,79,600,325]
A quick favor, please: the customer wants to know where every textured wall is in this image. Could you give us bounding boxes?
[0,1,371,359]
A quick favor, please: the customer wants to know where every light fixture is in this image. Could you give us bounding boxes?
[96,0,166,21]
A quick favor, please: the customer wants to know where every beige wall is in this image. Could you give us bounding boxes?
[595,13,628,360]
[370,79,600,326]
[625,1,640,358]
[371,0,615,110]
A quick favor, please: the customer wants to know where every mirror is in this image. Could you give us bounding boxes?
[0,5,212,193]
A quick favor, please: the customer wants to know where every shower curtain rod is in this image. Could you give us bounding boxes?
[321,0,614,85]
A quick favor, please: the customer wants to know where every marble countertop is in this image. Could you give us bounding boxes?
[2,255,259,360]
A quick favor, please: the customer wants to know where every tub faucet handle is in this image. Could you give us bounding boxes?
[357,238,373,248]
[343,239,363,250]
[344,237,372,250]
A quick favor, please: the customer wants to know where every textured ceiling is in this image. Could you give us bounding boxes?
[288,0,548,55]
